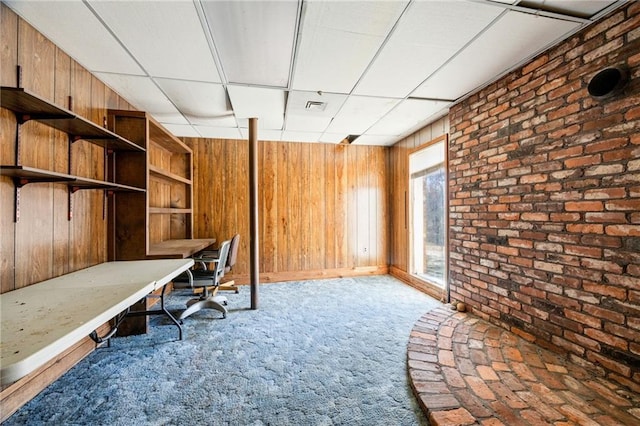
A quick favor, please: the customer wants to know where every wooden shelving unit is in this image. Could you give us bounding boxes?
[0,87,142,151]
[0,86,146,221]
[106,109,209,261]
[0,166,145,193]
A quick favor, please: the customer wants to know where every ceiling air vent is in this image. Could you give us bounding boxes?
[305,100,326,111]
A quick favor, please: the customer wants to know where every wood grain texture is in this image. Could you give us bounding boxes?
[187,138,389,279]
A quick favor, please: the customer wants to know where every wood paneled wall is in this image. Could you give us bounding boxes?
[388,118,449,298]
[185,138,389,283]
[1,4,133,293]
[1,5,133,419]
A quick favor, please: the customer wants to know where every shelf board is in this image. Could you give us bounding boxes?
[148,119,191,153]
[147,238,216,259]
[1,165,145,192]
[148,207,191,214]
[149,165,192,185]
[1,87,144,152]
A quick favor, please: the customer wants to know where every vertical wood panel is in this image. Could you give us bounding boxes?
[51,47,71,278]
[276,143,288,273]
[309,143,326,270]
[260,141,278,272]
[14,19,56,288]
[188,138,389,281]
[324,144,336,270]
[299,143,311,270]
[0,4,18,292]
[334,144,348,269]
[69,61,94,271]
[235,138,249,275]
[287,143,301,271]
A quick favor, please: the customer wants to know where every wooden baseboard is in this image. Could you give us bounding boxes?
[388,266,447,302]
[223,265,389,285]
[0,323,110,423]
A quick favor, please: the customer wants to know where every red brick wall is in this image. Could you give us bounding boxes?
[448,3,640,388]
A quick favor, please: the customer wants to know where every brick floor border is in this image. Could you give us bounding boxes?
[407,307,640,426]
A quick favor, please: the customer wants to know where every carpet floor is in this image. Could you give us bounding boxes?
[5,275,441,425]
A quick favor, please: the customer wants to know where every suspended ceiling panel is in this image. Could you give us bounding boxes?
[281,130,322,143]
[412,10,581,100]
[292,0,408,93]
[5,0,620,146]
[240,128,284,142]
[162,123,200,138]
[319,133,349,144]
[353,1,503,98]
[352,134,399,146]
[195,126,242,140]
[285,90,347,132]
[325,96,400,134]
[366,99,450,137]
[227,86,286,130]
[87,0,220,82]
[94,73,184,121]
[4,0,143,75]
[155,79,235,127]
[201,1,298,87]
[519,0,616,18]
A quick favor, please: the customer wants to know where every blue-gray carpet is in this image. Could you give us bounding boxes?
[5,275,441,425]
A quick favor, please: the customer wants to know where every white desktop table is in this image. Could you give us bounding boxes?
[0,258,194,386]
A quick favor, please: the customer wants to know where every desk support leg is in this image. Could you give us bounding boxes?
[125,284,184,340]
[159,284,183,340]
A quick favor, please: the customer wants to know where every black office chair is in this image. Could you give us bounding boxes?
[173,239,231,320]
[194,233,240,294]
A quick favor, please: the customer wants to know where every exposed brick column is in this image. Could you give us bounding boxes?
[448,2,640,387]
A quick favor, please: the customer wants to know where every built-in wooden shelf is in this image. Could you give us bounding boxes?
[0,166,145,192]
[107,109,195,263]
[0,87,144,152]
[148,207,191,214]
[149,165,192,185]
[146,239,216,259]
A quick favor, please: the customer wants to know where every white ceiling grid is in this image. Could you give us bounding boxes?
[4,0,621,146]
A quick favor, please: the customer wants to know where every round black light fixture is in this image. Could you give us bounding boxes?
[587,66,629,100]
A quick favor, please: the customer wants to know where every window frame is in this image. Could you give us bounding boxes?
[407,135,449,298]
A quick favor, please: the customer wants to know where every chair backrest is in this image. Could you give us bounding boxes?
[225,233,240,272]
[214,239,232,284]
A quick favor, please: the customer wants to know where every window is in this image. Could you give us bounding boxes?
[409,139,447,288]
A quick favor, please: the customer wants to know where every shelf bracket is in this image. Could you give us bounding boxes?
[14,186,21,222]
[68,187,75,220]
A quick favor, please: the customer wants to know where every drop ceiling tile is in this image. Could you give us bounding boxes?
[412,10,580,100]
[319,133,348,144]
[195,126,243,140]
[292,1,408,93]
[88,1,220,82]
[239,128,283,142]
[285,115,333,132]
[202,1,298,87]
[519,0,616,18]
[351,134,398,146]
[367,99,450,136]
[94,73,180,116]
[151,113,189,126]
[286,91,348,116]
[325,96,400,135]
[161,123,200,138]
[155,79,236,127]
[353,1,504,98]
[4,1,143,75]
[281,131,321,143]
[285,90,348,132]
[227,86,285,130]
